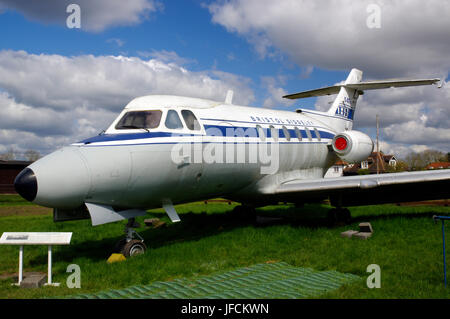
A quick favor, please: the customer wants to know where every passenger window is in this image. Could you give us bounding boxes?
[295,127,302,141]
[256,125,266,141]
[270,125,278,141]
[181,110,201,131]
[165,110,184,129]
[314,128,321,141]
[115,110,162,130]
[282,126,290,141]
[304,126,312,141]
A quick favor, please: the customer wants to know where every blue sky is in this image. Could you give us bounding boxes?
[0,0,448,157]
[0,0,346,109]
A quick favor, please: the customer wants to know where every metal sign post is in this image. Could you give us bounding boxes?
[433,216,450,287]
[0,232,72,287]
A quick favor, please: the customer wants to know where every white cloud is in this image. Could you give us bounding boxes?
[0,0,161,32]
[377,141,430,160]
[208,0,450,78]
[261,76,295,108]
[106,38,125,47]
[383,121,450,146]
[137,50,197,66]
[0,50,255,157]
[208,0,450,156]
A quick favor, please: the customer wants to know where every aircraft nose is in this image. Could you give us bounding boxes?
[14,168,38,202]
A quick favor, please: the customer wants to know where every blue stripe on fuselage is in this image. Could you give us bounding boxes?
[78,131,202,144]
[78,124,335,145]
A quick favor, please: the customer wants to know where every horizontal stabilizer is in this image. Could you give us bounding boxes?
[283,86,341,99]
[283,78,440,100]
[346,78,441,91]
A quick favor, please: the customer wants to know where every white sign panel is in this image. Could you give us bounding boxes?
[0,232,72,245]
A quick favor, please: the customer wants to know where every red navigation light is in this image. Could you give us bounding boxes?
[334,136,348,151]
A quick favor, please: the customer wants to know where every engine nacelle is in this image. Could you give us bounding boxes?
[331,130,374,163]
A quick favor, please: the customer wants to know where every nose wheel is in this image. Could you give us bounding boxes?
[122,239,147,257]
[114,218,147,257]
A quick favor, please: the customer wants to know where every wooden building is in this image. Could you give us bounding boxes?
[0,160,32,194]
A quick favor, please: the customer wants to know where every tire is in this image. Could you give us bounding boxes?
[122,240,147,257]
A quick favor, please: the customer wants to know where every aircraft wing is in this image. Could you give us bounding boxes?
[283,86,341,99]
[273,170,450,207]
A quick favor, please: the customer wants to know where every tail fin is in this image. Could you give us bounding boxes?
[326,68,363,129]
[283,69,440,132]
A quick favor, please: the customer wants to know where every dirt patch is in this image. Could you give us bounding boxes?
[0,206,52,217]
[397,200,450,207]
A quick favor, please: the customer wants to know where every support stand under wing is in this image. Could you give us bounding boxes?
[162,199,181,223]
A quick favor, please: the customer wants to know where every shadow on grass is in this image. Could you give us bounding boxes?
[28,204,443,265]
[350,211,439,224]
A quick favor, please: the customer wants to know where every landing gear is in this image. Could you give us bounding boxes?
[327,208,351,226]
[123,239,147,257]
[114,218,147,257]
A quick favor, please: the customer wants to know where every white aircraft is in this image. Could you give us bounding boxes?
[13,68,450,256]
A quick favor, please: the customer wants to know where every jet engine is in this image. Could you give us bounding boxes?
[331,130,374,163]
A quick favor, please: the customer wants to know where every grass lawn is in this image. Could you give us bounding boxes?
[0,194,449,299]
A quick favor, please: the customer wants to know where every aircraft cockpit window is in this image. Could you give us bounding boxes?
[115,110,162,130]
[181,110,201,131]
[165,110,184,129]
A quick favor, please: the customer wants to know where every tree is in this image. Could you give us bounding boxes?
[0,147,17,161]
[404,149,446,170]
[24,149,41,162]
[385,160,409,173]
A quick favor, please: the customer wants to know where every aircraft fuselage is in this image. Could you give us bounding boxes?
[26,97,338,211]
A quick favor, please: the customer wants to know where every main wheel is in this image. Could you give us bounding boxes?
[122,240,147,257]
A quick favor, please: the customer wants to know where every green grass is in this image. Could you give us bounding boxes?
[0,194,450,299]
[0,194,35,206]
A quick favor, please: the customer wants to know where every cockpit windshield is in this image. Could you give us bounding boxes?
[115,110,162,130]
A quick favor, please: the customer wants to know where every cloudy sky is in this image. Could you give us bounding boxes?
[0,0,448,158]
